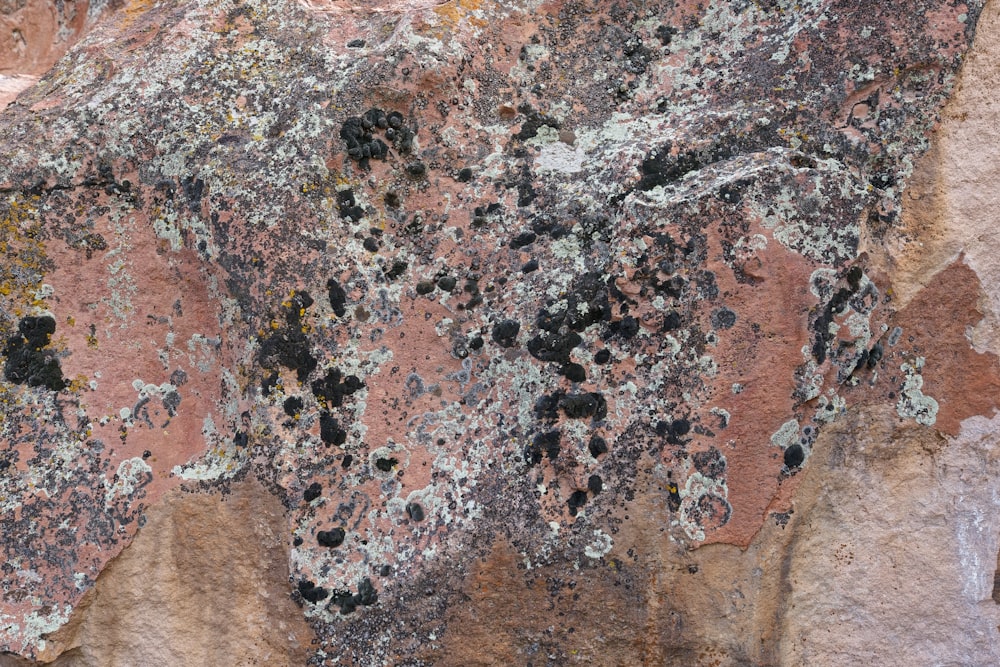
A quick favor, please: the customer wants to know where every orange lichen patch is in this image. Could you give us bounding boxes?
[432,0,487,31]
[118,0,156,32]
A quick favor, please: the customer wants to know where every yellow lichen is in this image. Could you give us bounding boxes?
[0,195,47,334]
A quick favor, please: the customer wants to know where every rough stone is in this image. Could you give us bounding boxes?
[2,0,1000,664]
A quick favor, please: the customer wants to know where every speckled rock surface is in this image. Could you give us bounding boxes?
[1,0,999,664]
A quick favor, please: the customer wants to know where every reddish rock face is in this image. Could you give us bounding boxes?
[0,0,996,663]
[0,0,117,108]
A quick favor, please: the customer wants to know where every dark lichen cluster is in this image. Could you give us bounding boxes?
[340,108,414,170]
[3,316,66,391]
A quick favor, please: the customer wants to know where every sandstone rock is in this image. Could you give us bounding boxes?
[1,0,999,663]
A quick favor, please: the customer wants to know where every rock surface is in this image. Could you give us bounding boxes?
[1,0,999,664]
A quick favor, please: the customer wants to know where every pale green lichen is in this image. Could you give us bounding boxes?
[583,528,613,559]
[103,457,152,506]
[897,357,939,426]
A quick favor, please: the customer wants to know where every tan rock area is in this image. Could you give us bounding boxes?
[2,0,1000,664]
[2,478,315,666]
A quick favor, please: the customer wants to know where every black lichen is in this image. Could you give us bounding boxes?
[531,430,562,462]
[406,502,425,522]
[259,299,317,383]
[375,457,398,472]
[560,362,586,382]
[603,316,640,341]
[559,392,607,420]
[181,175,204,211]
[526,331,582,363]
[784,444,805,468]
[510,231,537,248]
[637,144,705,190]
[514,104,561,141]
[491,319,521,348]
[304,482,323,502]
[330,578,379,615]
[567,490,588,516]
[3,316,67,391]
[666,418,690,445]
[319,412,347,446]
[283,396,304,417]
[312,368,364,408]
[337,189,365,221]
[298,579,329,603]
[588,475,603,495]
[661,311,682,331]
[711,307,737,330]
[534,391,564,421]
[317,527,346,547]
[588,435,608,458]
[385,259,408,280]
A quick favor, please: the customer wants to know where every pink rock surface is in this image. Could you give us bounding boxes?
[1,0,999,663]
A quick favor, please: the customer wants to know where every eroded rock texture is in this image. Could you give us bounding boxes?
[1,0,999,664]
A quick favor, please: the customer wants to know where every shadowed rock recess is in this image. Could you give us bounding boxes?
[2,0,1000,664]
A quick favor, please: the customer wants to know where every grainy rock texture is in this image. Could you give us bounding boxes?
[1,0,999,664]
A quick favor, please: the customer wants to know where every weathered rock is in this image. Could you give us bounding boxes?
[1,0,1000,663]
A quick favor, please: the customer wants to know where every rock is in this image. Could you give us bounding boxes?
[18,478,314,665]
[1,0,999,663]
